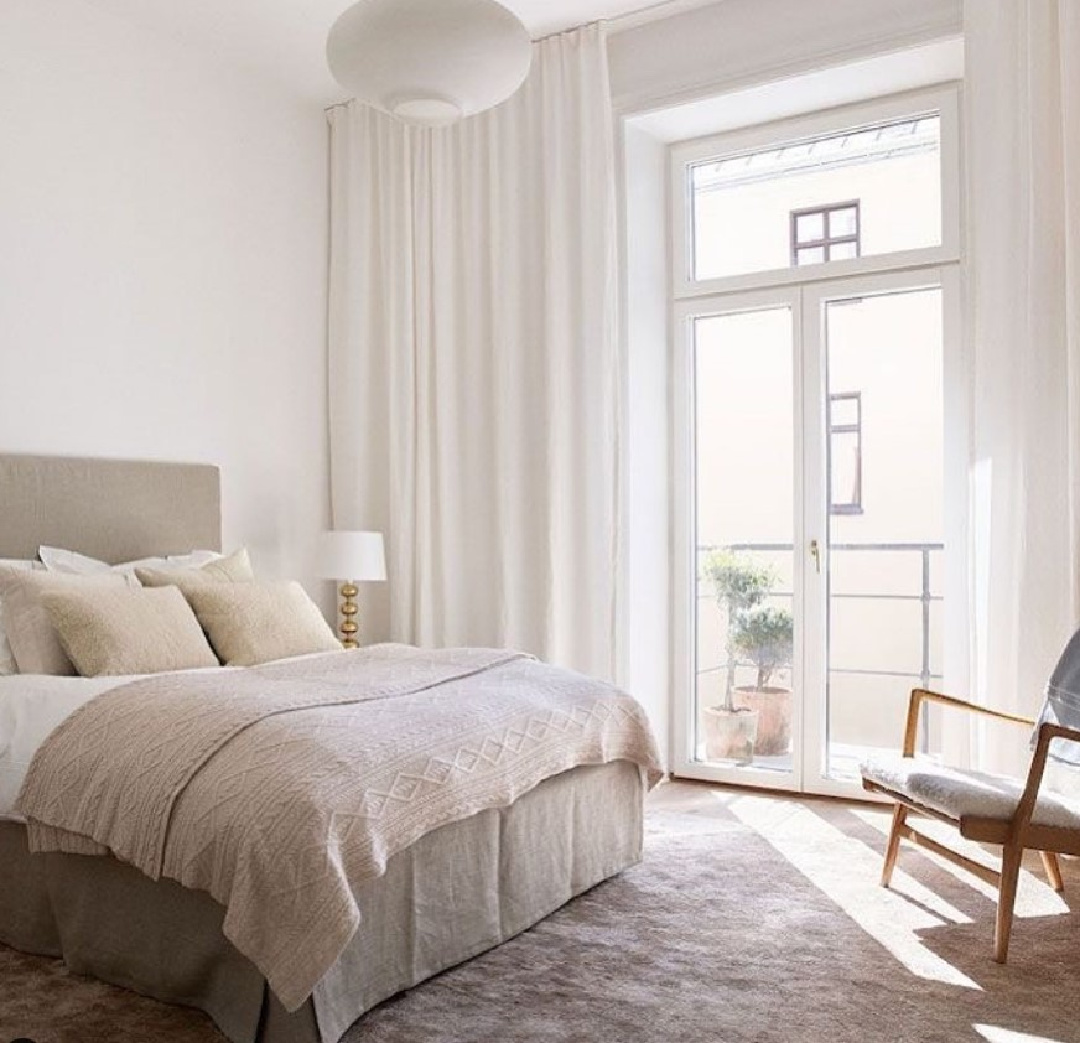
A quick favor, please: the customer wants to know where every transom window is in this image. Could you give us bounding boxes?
[791,201,861,266]
[684,112,943,285]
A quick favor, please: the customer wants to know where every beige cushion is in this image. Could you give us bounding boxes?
[44,586,219,677]
[861,754,1080,830]
[197,548,254,581]
[0,559,43,675]
[0,569,137,675]
[136,547,255,595]
[187,581,341,667]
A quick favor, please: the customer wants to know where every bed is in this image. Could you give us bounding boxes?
[0,453,660,1043]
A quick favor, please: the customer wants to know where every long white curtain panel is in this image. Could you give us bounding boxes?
[327,25,620,679]
[957,0,1080,773]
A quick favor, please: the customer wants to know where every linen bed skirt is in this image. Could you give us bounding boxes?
[0,760,645,1043]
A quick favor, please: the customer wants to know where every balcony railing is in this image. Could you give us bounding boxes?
[697,541,944,690]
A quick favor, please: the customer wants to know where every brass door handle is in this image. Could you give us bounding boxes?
[810,539,822,573]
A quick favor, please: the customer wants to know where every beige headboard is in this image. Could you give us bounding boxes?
[0,454,221,564]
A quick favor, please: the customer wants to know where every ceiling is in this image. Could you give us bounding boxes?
[84,0,675,104]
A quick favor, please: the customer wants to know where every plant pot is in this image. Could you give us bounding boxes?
[733,685,791,756]
[702,705,759,764]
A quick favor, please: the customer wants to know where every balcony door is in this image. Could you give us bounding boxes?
[668,86,961,797]
[673,269,953,796]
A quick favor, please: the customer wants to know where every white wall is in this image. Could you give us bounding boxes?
[0,0,329,599]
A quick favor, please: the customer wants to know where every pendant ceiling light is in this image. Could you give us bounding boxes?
[327,0,532,127]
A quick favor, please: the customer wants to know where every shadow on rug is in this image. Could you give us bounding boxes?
[2,783,1079,1043]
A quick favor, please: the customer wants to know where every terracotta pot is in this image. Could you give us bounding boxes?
[702,705,758,764]
[733,686,791,756]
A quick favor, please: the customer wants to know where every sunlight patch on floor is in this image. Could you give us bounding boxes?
[974,1024,1068,1043]
[735,798,972,923]
[728,793,981,989]
[850,808,1070,919]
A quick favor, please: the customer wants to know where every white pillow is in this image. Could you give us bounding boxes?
[0,559,43,675]
[39,546,222,576]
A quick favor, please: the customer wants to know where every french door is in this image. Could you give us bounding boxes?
[673,267,955,797]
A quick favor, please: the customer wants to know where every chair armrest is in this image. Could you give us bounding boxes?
[902,688,1036,756]
[1012,721,1080,835]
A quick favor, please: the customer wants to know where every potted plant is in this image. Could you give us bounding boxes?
[730,605,794,756]
[700,549,774,763]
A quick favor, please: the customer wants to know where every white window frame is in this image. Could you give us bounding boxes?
[667,82,965,797]
[670,85,961,300]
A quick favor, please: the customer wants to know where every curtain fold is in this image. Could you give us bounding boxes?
[957,0,1080,773]
[327,25,619,679]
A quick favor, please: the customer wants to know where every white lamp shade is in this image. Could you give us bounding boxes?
[326,0,532,126]
[318,531,387,582]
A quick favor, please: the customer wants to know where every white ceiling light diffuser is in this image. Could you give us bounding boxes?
[327,0,533,127]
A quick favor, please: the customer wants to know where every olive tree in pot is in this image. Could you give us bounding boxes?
[730,605,794,756]
[700,549,774,763]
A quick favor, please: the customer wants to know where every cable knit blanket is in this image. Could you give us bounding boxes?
[16,644,662,1011]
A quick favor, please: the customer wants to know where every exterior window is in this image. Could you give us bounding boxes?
[829,392,862,514]
[791,202,861,266]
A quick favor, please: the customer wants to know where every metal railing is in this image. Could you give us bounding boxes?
[697,541,944,689]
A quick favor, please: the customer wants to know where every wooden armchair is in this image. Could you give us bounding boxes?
[861,688,1080,963]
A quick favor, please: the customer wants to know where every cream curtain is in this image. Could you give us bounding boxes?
[326,25,619,679]
[957,0,1080,773]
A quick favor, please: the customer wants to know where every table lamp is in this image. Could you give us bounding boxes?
[318,530,386,648]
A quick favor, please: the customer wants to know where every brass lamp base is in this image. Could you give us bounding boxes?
[339,582,359,649]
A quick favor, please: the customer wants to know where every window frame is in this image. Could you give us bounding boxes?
[670,85,961,300]
[827,390,863,514]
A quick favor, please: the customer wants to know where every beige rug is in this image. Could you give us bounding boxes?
[3,782,1079,1043]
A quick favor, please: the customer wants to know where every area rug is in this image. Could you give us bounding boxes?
[3,783,1079,1043]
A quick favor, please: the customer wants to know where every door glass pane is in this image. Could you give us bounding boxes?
[824,288,944,780]
[691,114,941,282]
[693,308,795,773]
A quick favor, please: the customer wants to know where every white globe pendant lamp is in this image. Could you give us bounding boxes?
[327,0,532,127]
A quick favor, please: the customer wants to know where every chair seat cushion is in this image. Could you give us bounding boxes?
[860,754,1080,829]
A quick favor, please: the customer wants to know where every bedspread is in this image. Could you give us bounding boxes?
[16,644,662,1010]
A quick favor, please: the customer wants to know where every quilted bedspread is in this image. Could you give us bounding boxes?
[16,644,662,1011]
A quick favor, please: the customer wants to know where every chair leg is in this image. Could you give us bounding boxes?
[995,842,1024,963]
[881,804,908,887]
[1039,850,1065,893]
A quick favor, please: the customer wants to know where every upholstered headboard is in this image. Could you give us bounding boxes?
[0,454,221,564]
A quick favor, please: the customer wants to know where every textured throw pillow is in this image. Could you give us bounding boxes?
[0,559,43,675]
[135,547,255,594]
[39,546,222,576]
[0,569,138,675]
[43,585,219,677]
[199,548,254,582]
[186,581,341,667]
